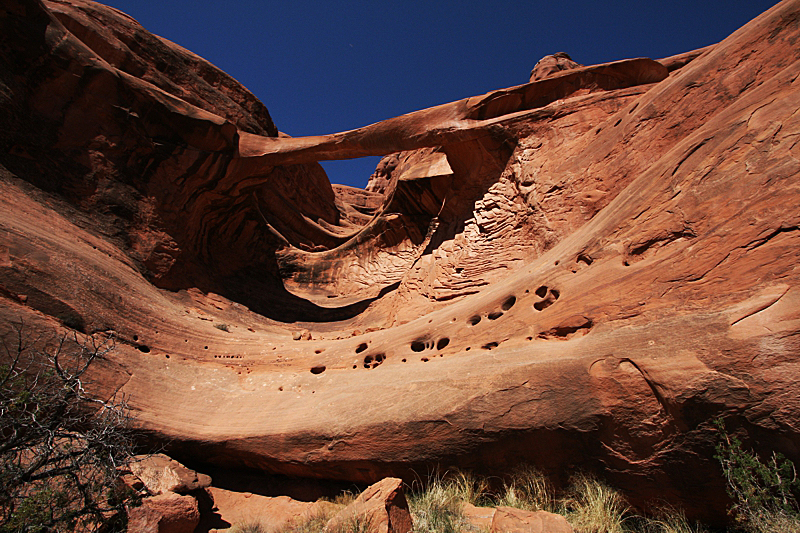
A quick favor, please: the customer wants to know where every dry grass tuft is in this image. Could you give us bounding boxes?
[230,522,270,533]
[273,501,344,533]
[561,473,630,533]
[329,490,359,507]
[495,464,555,513]
[637,506,708,533]
[409,472,473,533]
[744,509,800,533]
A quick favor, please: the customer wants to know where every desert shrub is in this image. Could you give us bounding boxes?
[0,324,134,532]
[714,419,800,533]
[561,473,630,533]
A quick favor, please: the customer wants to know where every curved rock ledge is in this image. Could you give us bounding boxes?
[1,0,799,525]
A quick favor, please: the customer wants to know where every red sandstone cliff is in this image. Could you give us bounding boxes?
[1,0,799,525]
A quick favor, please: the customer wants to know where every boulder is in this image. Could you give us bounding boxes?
[529,52,583,81]
[326,478,412,533]
[129,454,212,496]
[127,493,200,533]
[200,487,339,532]
[462,503,496,531]
[490,507,574,533]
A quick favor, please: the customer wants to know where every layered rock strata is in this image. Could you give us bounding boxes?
[1,0,799,525]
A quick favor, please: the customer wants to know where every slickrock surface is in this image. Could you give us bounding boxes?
[1,0,799,525]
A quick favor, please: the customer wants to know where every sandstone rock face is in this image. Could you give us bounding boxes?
[1,0,799,527]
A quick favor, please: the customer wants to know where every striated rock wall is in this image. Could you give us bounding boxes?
[1,0,799,526]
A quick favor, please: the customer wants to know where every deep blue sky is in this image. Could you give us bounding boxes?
[103,0,778,188]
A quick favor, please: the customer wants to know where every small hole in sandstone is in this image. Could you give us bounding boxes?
[614,118,622,127]
[482,341,499,350]
[428,319,433,323]
[501,296,516,310]
[353,365,357,369]
[315,349,322,354]
[437,338,450,350]
[327,294,337,298]
[355,342,368,354]
[554,260,560,265]
[137,345,150,353]
[411,340,426,352]
[402,358,407,362]
[524,289,529,294]
[278,386,283,391]
[165,354,170,359]
[421,357,429,362]
[551,289,560,299]
[488,311,503,320]
[466,347,471,351]
[535,286,548,297]
[184,339,188,343]
[133,335,139,342]
[526,336,533,341]
[623,260,630,266]
[375,354,385,362]
[468,315,481,326]
[310,365,326,375]
[204,346,208,350]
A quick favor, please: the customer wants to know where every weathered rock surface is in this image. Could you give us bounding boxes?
[200,487,339,533]
[491,507,574,533]
[127,492,200,533]
[129,454,212,496]
[1,0,799,527]
[461,503,496,531]
[326,478,412,533]
[529,52,583,82]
